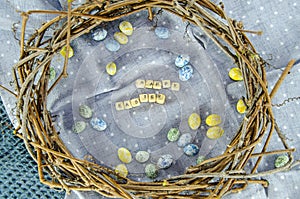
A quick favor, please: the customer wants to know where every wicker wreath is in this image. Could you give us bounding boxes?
[4,0,298,198]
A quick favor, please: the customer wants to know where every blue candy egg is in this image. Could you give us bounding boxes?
[105,39,120,52]
[155,27,169,39]
[92,28,107,41]
[175,54,190,67]
[177,133,192,147]
[89,9,99,15]
[184,144,199,156]
[90,117,107,131]
[157,154,173,169]
[179,65,193,81]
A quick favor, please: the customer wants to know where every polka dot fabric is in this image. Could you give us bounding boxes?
[225,64,300,199]
[207,0,300,82]
[0,0,300,199]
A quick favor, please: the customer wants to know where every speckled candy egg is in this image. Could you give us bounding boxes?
[60,45,74,58]
[196,155,206,164]
[155,27,169,39]
[114,32,128,45]
[274,155,289,168]
[236,99,247,114]
[79,105,93,119]
[145,164,158,179]
[89,9,99,15]
[229,67,243,81]
[179,65,193,81]
[106,62,117,76]
[188,113,201,130]
[49,67,56,80]
[90,117,107,131]
[115,164,128,178]
[118,147,132,164]
[206,126,224,139]
[167,128,180,142]
[135,151,150,163]
[205,114,222,127]
[105,39,120,52]
[184,144,199,156]
[119,21,133,36]
[175,54,190,67]
[81,9,99,19]
[157,154,173,169]
[92,28,107,41]
[177,133,192,147]
[72,121,86,133]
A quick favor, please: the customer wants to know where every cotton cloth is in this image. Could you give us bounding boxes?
[0,0,300,198]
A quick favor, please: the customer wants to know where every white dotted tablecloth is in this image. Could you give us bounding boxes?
[1,0,300,198]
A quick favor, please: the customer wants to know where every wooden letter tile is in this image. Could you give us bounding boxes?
[153,81,162,89]
[156,94,166,105]
[145,80,154,89]
[131,98,141,107]
[124,100,132,109]
[135,79,145,88]
[148,94,156,103]
[115,102,125,111]
[171,82,180,91]
[162,80,171,88]
[139,94,148,103]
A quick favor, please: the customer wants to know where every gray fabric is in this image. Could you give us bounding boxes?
[1,0,300,198]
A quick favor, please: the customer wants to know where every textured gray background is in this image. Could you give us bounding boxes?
[1,0,300,198]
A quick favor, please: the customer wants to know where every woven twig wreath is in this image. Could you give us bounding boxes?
[7,0,298,198]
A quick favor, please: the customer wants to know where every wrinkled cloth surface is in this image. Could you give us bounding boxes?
[0,0,300,199]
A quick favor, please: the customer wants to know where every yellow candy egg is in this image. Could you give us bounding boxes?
[115,164,128,178]
[106,62,117,76]
[114,32,129,45]
[206,126,224,139]
[229,67,243,81]
[118,147,132,164]
[188,113,201,130]
[205,114,222,127]
[162,180,169,186]
[236,99,247,114]
[119,21,133,36]
[60,45,74,58]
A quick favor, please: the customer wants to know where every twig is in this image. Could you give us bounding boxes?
[2,1,297,198]
[270,59,296,99]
